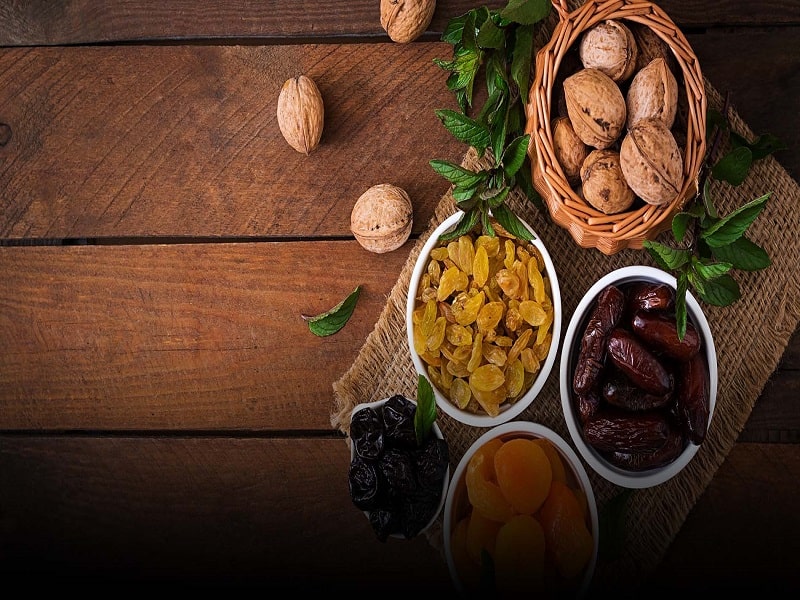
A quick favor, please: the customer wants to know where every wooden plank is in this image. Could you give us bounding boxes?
[1,1,798,46]
[0,44,462,240]
[0,242,409,431]
[0,436,797,590]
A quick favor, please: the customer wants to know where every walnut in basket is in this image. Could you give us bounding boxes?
[580,149,635,215]
[620,117,684,206]
[579,19,638,83]
[563,68,627,149]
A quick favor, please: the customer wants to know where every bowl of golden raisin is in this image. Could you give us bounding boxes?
[406,211,561,427]
[443,421,598,596]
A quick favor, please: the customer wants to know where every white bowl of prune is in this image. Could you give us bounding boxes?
[560,266,717,488]
[347,392,450,541]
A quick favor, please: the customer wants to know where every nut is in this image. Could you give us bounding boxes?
[350,184,413,253]
[580,149,635,215]
[630,22,678,75]
[564,68,627,149]
[620,117,684,206]
[277,75,324,155]
[626,58,678,128]
[579,19,638,83]
[552,117,589,184]
[380,0,436,44]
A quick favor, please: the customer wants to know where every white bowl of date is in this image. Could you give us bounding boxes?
[347,395,450,541]
[560,266,717,488]
[406,211,562,428]
[443,421,598,596]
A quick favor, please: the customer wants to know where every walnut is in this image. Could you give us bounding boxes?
[563,68,627,149]
[620,118,684,206]
[276,75,324,155]
[579,19,638,83]
[626,58,678,128]
[552,117,589,184]
[350,184,413,253]
[580,149,635,215]
[380,0,436,44]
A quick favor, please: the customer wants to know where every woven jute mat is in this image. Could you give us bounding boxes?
[331,20,800,595]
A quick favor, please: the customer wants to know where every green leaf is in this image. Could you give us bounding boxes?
[491,204,534,241]
[490,94,509,163]
[484,186,510,208]
[706,108,728,140]
[730,131,788,161]
[441,12,468,44]
[516,157,545,212]
[511,24,534,105]
[702,179,718,220]
[305,285,361,337]
[676,271,689,341]
[462,9,478,53]
[481,209,496,237]
[501,134,531,178]
[642,240,691,270]
[692,257,733,280]
[452,184,479,203]
[500,0,551,25]
[711,235,771,271]
[671,211,693,243]
[599,489,633,562]
[435,109,491,155]
[711,145,752,186]
[476,16,505,49]
[430,159,489,188]
[414,375,437,445]
[688,272,740,307]
[440,209,479,241]
[701,193,770,247]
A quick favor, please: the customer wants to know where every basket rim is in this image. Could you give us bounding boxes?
[525,0,708,255]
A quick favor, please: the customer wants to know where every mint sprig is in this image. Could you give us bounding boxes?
[431,0,551,241]
[643,98,779,339]
[303,285,361,337]
[414,374,437,445]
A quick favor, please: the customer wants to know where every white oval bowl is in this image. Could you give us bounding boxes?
[406,211,562,427]
[560,265,718,488]
[443,421,598,596]
[349,397,449,539]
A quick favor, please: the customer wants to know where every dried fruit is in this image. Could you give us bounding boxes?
[350,183,413,253]
[620,117,684,206]
[552,116,589,184]
[626,57,678,128]
[276,75,324,154]
[580,149,635,215]
[579,19,638,83]
[564,68,626,149]
[380,0,436,44]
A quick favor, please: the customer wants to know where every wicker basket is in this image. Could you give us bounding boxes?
[525,0,707,255]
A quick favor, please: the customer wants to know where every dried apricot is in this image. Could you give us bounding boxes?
[494,514,546,594]
[532,437,567,485]
[466,508,502,564]
[466,440,513,522]
[451,515,481,590]
[494,438,552,515]
[538,480,594,580]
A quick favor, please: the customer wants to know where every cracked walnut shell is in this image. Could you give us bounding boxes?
[277,75,324,155]
[380,0,436,44]
[564,68,627,149]
[351,184,413,254]
[626,58,678,128]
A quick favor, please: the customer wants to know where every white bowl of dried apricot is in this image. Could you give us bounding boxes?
[406,211,561,427]
[443,421,598,596]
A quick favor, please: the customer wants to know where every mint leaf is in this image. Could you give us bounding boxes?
[671,211,693,243]
[500,0,551,25]
[711,235,771,271]
[501,134,530,178]
[711,146,752,186]
[414,375,437,445]
[430,159,489,188]
[440,209,479,241]
[484,186,510,208]
[491,204,534,241]
[435,109,491,155]
[692,257,733,280]
[689,272,740,306]
[441,13,468,44]
[511,24,534,104]
[305,285,361,337]
[731,131,788,160]
[676,271,689,340]
[477,15,505,49]
[701,193,770,247]
[643,240,691,270]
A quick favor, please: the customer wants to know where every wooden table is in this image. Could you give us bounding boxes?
[1,1,798,592]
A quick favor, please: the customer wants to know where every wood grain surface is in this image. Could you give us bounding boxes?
[0,0,798,592]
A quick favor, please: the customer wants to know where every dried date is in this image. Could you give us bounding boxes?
[605,421,685,471]
[602,369,673,411]
[626,281,675,313]
[583,409,670,453]
[676,351,710,445]
[631,311,701,361]
[607,327,673,396]
[573,285,625,395]
[575,388,602,425]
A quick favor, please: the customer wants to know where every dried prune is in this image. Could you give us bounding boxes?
[606,328,672,396]
[369,508,398,543]
[631,311,701,361]
[626,282,675,314]
[378,448,418,498]
[573,285,625,395]
[350,406,384,461]
[583,409,670,453]
[415,437,449,491]
[348,456,381,511]
[382,394,417,449]
[399,490,440,539]
[676,351,710,445]
[602,370,673,411]
[605,420,685,471]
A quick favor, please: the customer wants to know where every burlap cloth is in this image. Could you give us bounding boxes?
[331,11,800,592]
